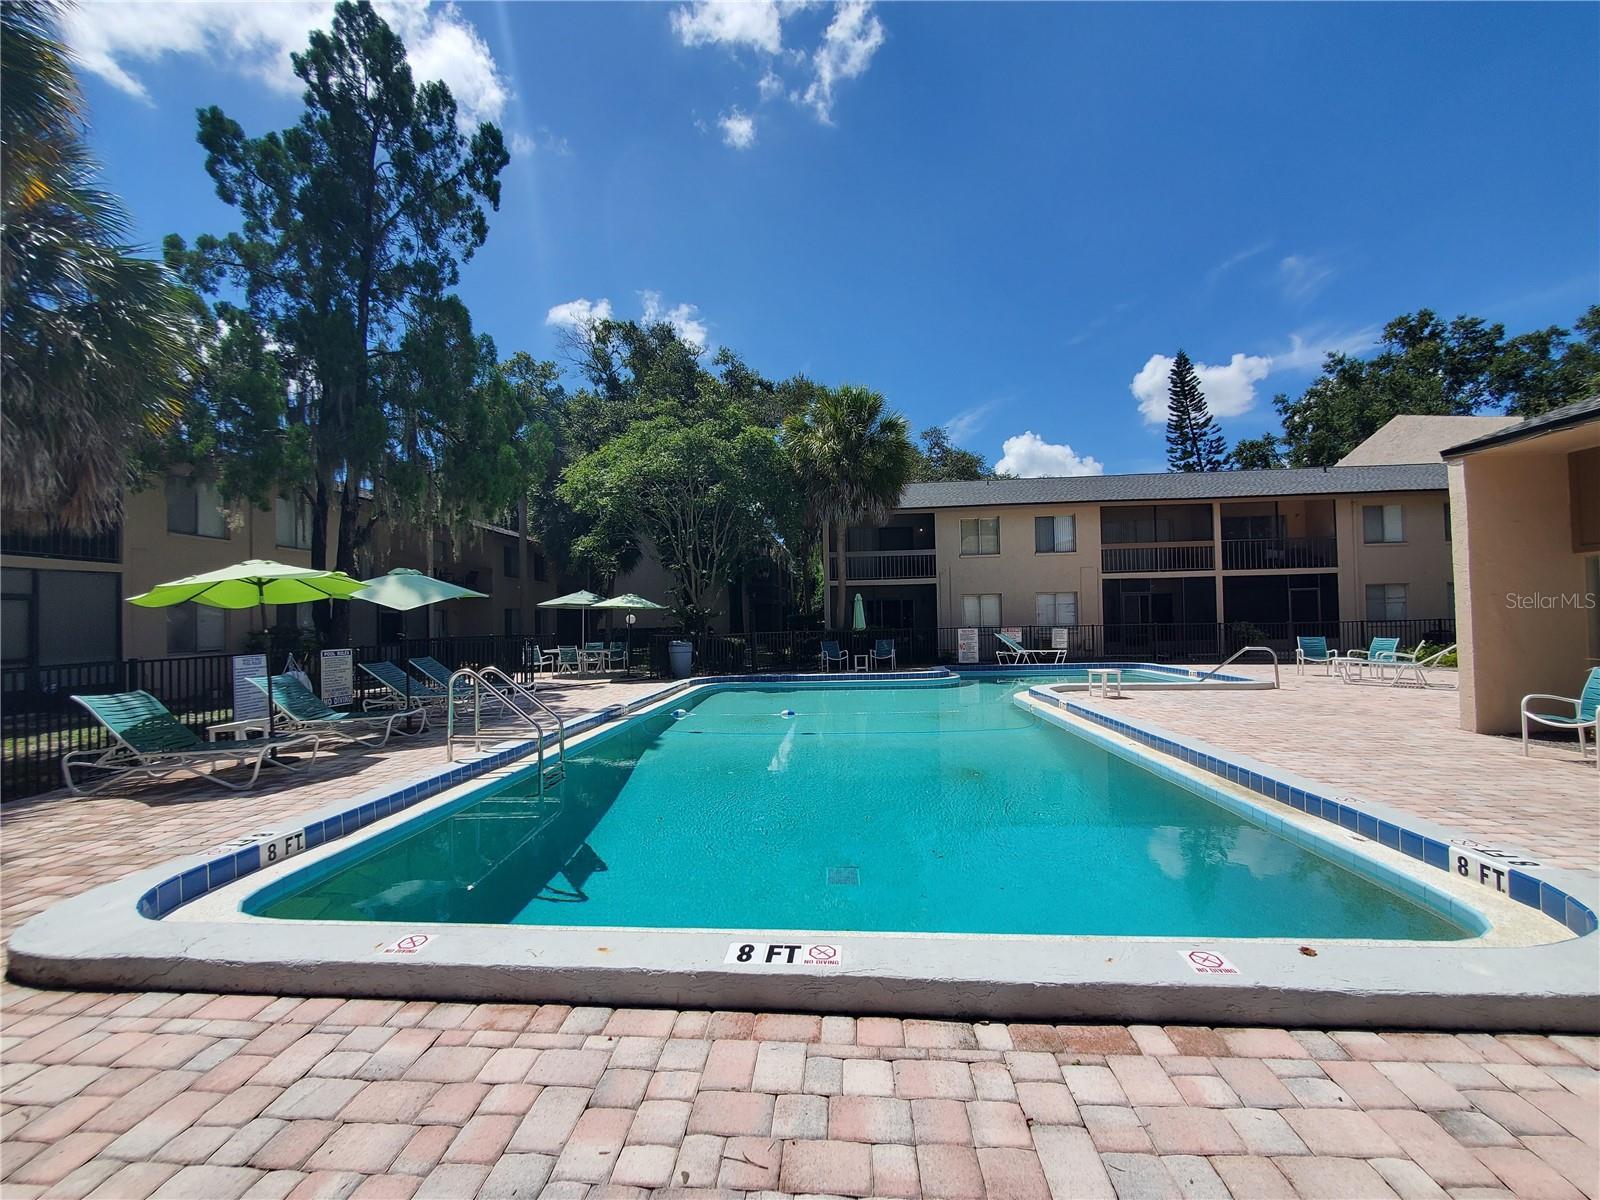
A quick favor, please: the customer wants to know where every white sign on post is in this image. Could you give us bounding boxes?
[320,649,353,707]
[957,628,980,665]
[1051,626,1071,650]
[231,653,268,721]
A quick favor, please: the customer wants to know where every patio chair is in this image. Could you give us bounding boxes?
[1521,667,1600,759]
[359,660,451,713]
[250,675,425,744]
[1295,636,1339,676]
[62,691,321,794]
[583,641,611,672]
[1336,636,1403,681]
[819,639,848,671]
[871,638,897,670]
[606,641,630,672]
[555,646,581,675]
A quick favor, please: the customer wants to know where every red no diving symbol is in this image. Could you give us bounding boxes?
[1188,950,1224,969]
[807,945,838,964]
[396,934,428,951]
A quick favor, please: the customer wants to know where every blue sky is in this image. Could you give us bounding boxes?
[68,1,1599,475]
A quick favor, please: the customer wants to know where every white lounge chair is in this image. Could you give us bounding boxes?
[995,631,1067,665]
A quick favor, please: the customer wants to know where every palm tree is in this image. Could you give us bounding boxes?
[1,0,196,531]
[784,385,917,630]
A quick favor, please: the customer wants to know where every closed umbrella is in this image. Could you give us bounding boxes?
[127,559,367,734]
[852,593,867,632]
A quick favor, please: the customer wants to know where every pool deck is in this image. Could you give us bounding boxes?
[2,671,1597,1199]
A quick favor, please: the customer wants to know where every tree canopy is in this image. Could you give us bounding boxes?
[1164,350,1227,472]
[166,0,511,640]
[1244,305,1600,468]
[912,426,994,481]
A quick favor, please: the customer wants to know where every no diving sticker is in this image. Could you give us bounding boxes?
[725,941,843,968]
[378,933,434,957]
[1182,949,1239,976]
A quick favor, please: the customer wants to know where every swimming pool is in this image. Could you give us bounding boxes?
[246,675,1471,941]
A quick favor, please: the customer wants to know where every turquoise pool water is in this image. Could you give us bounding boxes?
[248,676,1470,940]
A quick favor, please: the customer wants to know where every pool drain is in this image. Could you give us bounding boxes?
[827,866,860,886]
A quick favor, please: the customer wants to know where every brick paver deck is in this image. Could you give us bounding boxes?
[2,671,1596,1199]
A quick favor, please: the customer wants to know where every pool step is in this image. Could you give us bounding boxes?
[542,761,566,788]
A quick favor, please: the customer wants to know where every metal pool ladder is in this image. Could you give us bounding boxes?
[446,666,568,793]
[1196,645,1280,688]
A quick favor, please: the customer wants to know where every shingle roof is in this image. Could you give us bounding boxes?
[898,464,1447,510]
[1441,396,1600,458]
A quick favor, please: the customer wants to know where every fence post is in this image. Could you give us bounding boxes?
[124,657,140,693]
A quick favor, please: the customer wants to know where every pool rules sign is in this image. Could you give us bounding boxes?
[725,942,843,968]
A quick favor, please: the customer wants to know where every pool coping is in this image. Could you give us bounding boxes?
[9,670,1598,1030]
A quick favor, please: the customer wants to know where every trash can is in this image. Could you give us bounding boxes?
[668,640,693,679]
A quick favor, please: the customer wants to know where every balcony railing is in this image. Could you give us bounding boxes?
[1,523,122,563]
[1100,542,1214,574]
[828,549,938,582]
[1222,535,1338,571]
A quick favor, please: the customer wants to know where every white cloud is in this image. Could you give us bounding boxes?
[640,290,709,349]
[510,127,571,158]
[1279,253,1335,302]
[758,69,785,101]
[62,0,510,126]
[1271,325,1379,372]
[995,432,1104,478]
[943,401,996,444]
[670,1,784,54]
[545,298,613,329]
[1131,353,1272,426]
[718,107,757,150]
[801,0,885,122]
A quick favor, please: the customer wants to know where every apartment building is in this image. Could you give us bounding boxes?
[830,463,1458,644]
[1,476,578,669]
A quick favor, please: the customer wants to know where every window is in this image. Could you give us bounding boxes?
[1034,515,1076,553]
[533,552,547,582]
[165,477,228,538]
[504,607,522,637]
[274,495,313,550]
[1101,504,1212,544]
[960,593,1001,626]
[1443,501,1451,542]
[275,603,314,631]
[167,602,225,654]
[503,545,520,578]
[959,517,1000,556]
[1362,504,1404,544]
[1365,583,1407,620]
[1035,592,1078,626]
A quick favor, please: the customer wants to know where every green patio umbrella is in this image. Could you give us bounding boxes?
[589,593,667,613]
[127,559,367,734]
[852,592,867,632]
[353,567,488,611]
[537,589,603,647]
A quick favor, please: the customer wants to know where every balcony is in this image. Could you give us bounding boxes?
[1101,543,1214,573]
[1,523,122,563]
[1222,535,1338,571]
[828,549,938,582]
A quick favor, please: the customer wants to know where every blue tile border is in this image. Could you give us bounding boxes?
[1036,689,1598,938]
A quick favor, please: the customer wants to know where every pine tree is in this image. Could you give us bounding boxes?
[1165,350,1227,472]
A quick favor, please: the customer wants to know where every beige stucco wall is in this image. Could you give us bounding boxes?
[1452,434,1599,734]
[931,504,1104,626]
[1338,492,1455,625]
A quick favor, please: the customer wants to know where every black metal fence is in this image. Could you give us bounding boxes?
[2,618,1453,800]
[649,618,1457,678]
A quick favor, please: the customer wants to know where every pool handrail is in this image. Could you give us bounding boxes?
[445,666,567,793]
[1197,645,1280,688]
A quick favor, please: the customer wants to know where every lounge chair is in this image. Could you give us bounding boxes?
[819,639,848,671]
[250,675,424,744]
[62,691,321,794]
[995,631,1068,666]
[408,655,461,691]
[360,660,451,712]
[1521,667,1600,759]
[1336,636,1403,681]
[871,638,897,670]
[1389,644,1458,690]
[1295,636,1338,676]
